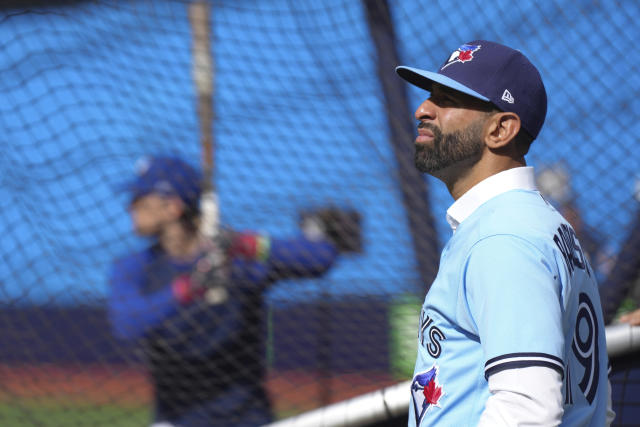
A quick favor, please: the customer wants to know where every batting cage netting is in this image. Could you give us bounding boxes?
[0,0,639,426]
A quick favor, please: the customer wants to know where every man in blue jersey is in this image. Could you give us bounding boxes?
[107,155,360,426]
[395,40,614,425]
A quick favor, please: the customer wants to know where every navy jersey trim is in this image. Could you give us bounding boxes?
[485,352,564,380]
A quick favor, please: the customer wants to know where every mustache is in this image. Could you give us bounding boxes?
[418,122,439,132]
[418,122,442,135]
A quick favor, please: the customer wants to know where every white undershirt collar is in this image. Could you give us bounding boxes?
[446,166,537,232]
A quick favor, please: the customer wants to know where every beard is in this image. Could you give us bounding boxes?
[414,119,485,175]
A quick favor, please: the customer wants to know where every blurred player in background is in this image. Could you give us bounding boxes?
[599,184,640,325]
[396,40,614,425]
[107,155,360,427]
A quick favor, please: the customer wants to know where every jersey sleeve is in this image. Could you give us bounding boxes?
[463,234,565,380]
[230,234,339,289]
[267,235,338,277]
[107,255,179,340]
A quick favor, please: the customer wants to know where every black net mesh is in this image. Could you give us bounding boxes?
[0,0,639,426]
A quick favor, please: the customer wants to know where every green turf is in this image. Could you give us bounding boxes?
[0,399,150,427]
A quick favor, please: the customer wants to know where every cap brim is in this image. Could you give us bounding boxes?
[395,66,490,102]
[113,179,149,201]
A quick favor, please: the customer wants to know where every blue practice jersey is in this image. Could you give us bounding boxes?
[108,235,338,426]
[409,189,609,426]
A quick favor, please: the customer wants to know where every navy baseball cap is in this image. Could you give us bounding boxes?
[396,40,547,139]
[119,155,202,207]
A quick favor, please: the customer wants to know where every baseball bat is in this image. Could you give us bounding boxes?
[188,1,219,240]
[189,1,230,306]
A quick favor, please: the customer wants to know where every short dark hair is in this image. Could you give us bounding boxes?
[179,203,201,235]
[513,128,534,156]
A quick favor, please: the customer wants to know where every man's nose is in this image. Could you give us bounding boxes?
[414,99,436,122]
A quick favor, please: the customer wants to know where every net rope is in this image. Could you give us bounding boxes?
[0,1,638,425]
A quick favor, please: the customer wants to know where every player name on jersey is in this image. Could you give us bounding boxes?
[553,223,591,277]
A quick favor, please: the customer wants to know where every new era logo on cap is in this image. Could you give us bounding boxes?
[501,89,515,104]
[395,40,547,139]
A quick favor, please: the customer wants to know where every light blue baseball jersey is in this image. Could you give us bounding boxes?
[409,168,609,426]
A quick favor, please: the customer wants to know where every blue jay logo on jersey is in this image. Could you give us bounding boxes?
[441,43,481,70]
[411,365,444,423]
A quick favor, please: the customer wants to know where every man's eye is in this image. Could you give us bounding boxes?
[434,95,455,105]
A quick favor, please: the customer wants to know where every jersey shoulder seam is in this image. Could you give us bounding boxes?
[464,232,550,265]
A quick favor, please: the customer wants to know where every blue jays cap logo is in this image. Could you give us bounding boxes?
[411,365,444,424]
[441,43,481,70]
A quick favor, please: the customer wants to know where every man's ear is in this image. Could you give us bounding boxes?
[485,112,521,149]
